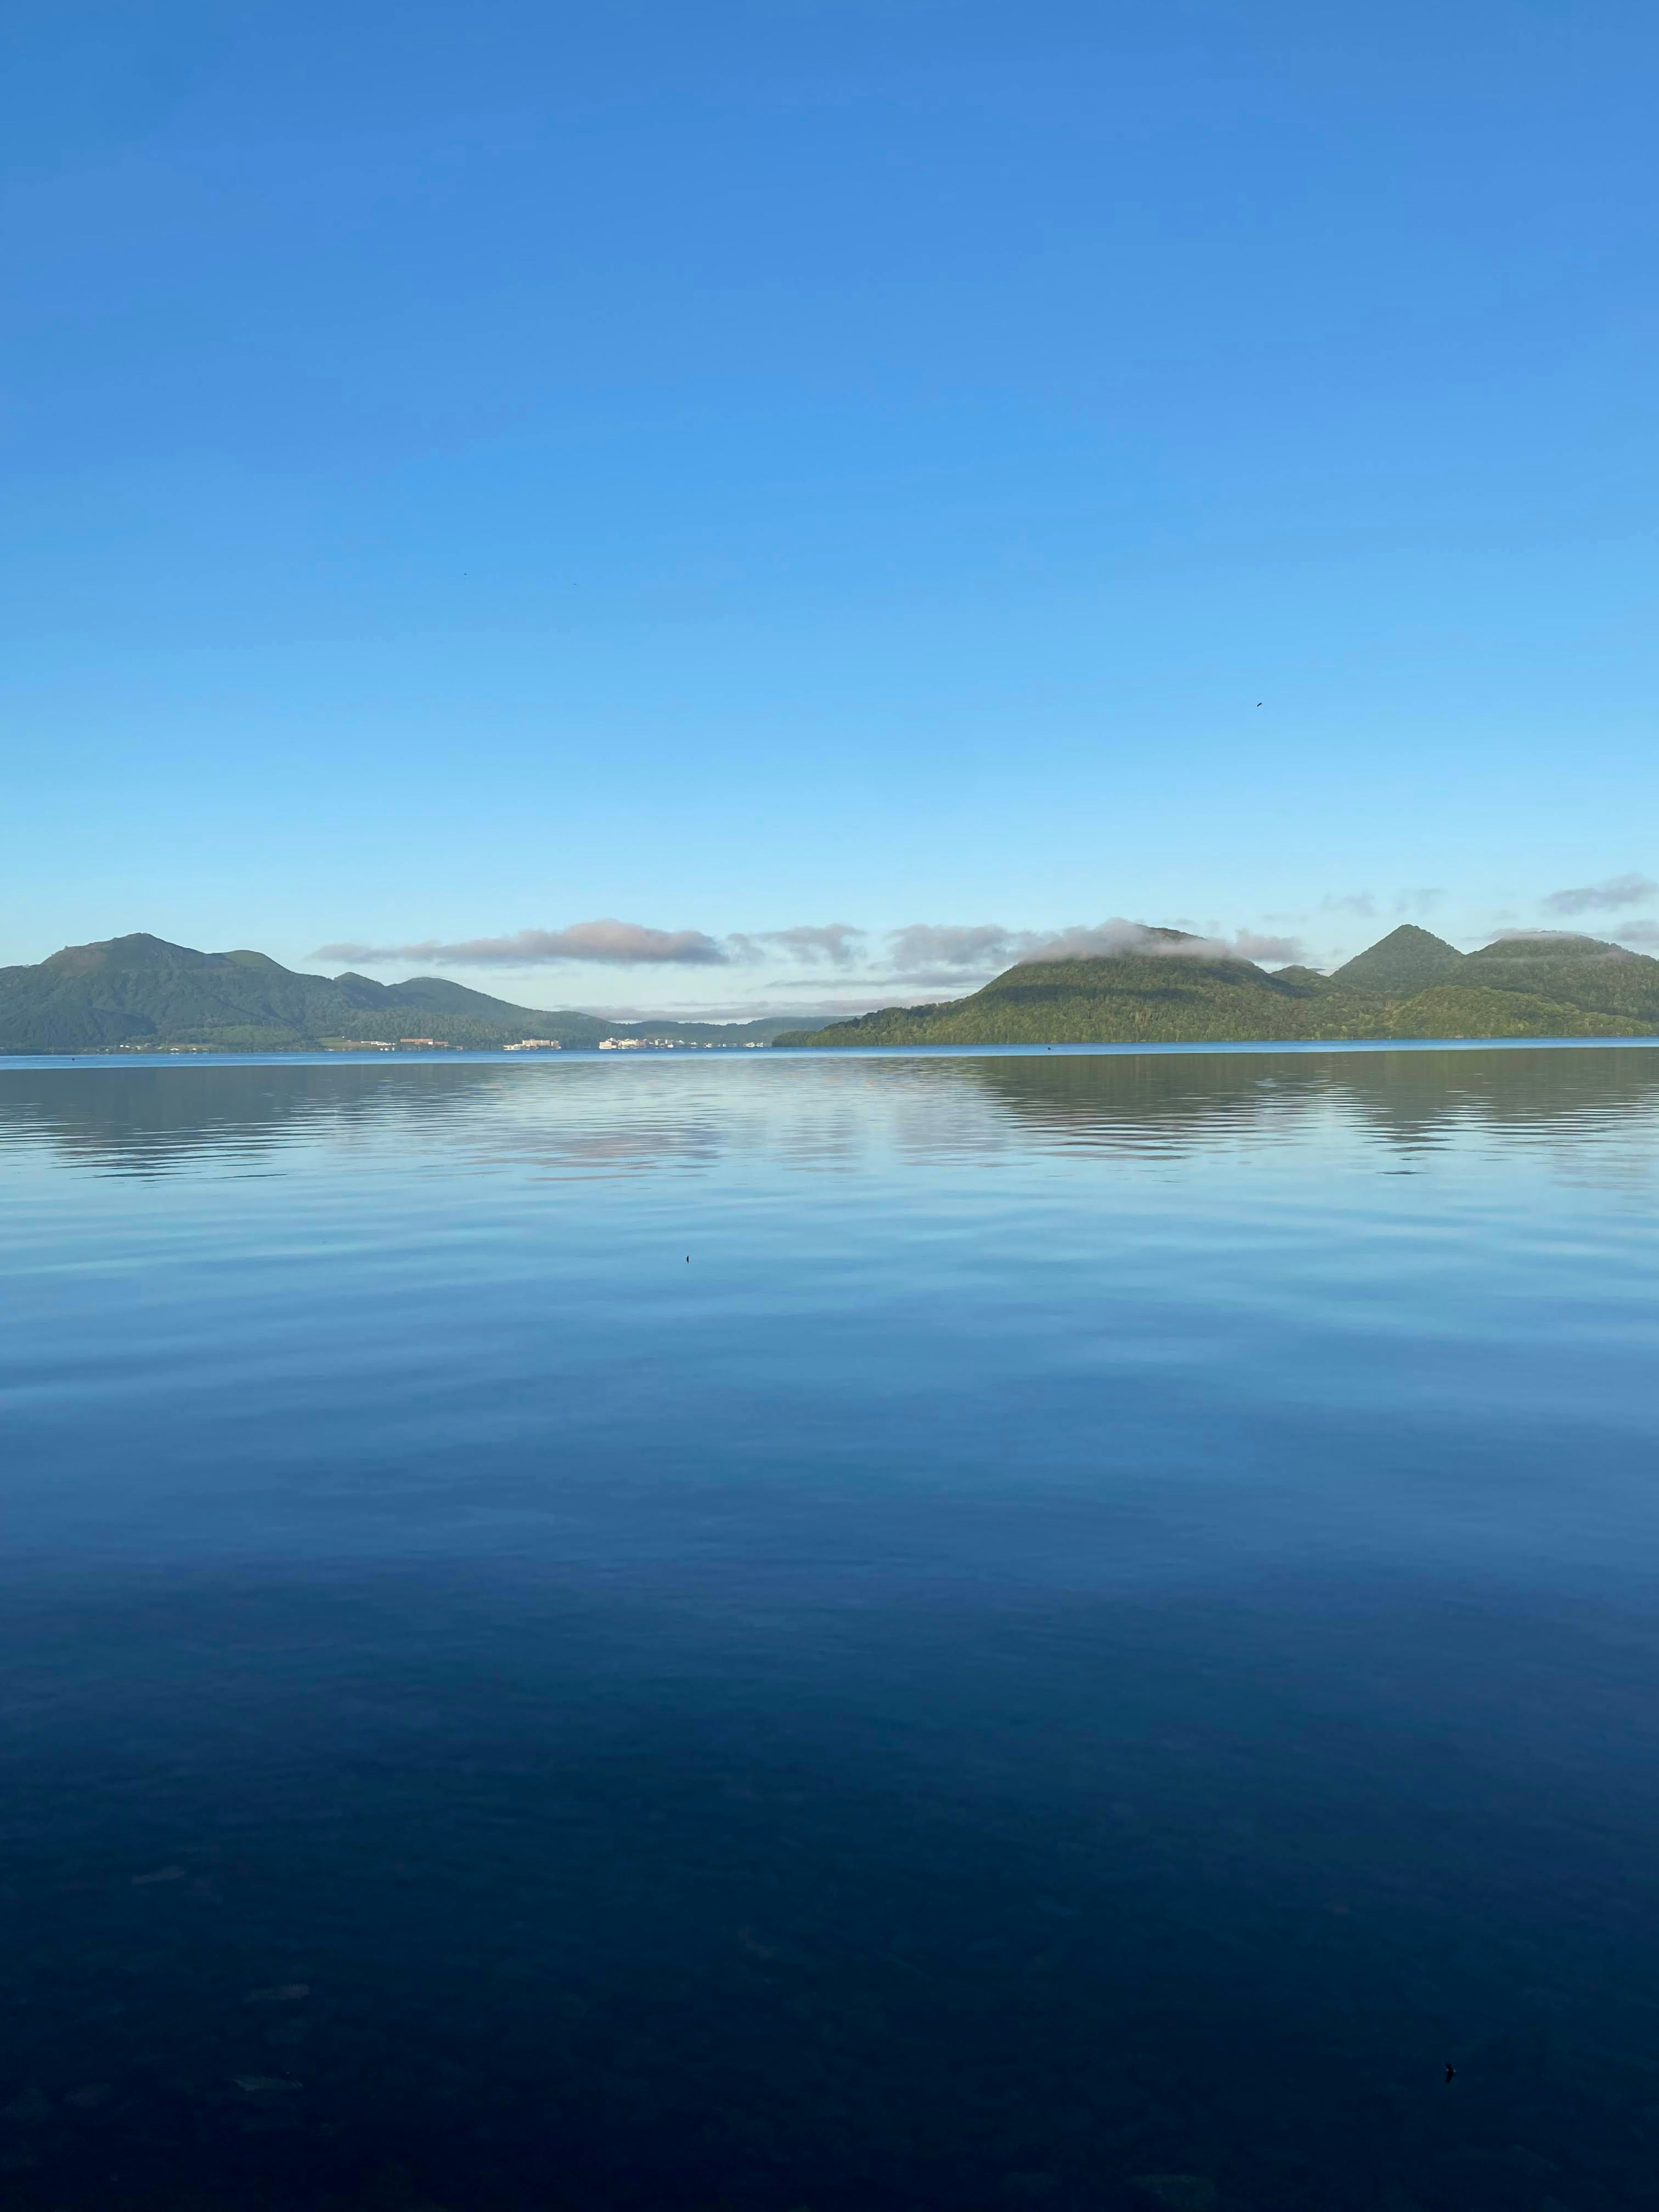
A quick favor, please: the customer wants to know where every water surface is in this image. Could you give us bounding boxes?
[3,1046,1658,2212]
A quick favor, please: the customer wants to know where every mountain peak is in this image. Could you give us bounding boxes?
[1354,924,1458,954]
[1330,925,1465,994]
[41,932,208,975]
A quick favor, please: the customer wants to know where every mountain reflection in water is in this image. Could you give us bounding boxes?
[5,1041,1659,1178]
[1,1046,1657,2212]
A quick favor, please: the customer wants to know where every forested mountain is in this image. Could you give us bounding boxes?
[1328,923,1468,995]
[775,926,1658,1047]
[9,925,1655,1055]
[0,935,792,1053]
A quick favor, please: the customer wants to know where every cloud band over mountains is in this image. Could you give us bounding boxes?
[877,920,1304,983]
[316,922,729,967]
[316,915,1308,979]
[311,878,1659,1007]
[1014,922,1305,966]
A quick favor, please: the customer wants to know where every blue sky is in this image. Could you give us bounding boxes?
[5,0,1657,1015]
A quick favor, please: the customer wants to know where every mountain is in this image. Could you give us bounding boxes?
[777,939,1325,1048]
[1464,934,1659,1027]
[0,935,796,1054]
[774,932,1343,1048]
[9,926,1654,1056]
[1328,924,1467,994]
[775,927,1653,1047]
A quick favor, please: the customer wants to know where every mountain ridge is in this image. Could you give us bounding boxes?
[5,924,1656,1055]
[0,934,795,1053]
[775,925,1659,1046]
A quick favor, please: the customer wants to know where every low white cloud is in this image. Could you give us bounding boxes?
[1016,920,1305,966]
[316,921,730,967]
[885,923,1026,974]
[877,917,1306,982]
[1018,921,1157,962]
[1485,919,1656,960]
[730,924,868,966]
[1484,927,1607,943]
[1542,872,1656,915]
[1229,930,1307,964]
[315,911,1305,991]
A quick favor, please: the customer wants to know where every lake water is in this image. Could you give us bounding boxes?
[3,1044,1659,2212]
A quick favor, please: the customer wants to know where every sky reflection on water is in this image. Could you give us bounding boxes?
[1,1048,1658,2211]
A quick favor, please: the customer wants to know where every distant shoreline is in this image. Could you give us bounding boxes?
[6,1034,1659,1072]
[10,926,1657,1055]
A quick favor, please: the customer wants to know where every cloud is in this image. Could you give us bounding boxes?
[1542,872,1656,915]
[730,924,868,966]
[1016,920,1305,966]
[1228,930,1307,964]
[879,918,1308,980]
[885,923,1025,973]
[1018,920,1159,962]
[1484,927,1608,943]
[327,920,880,972]
[316,912,1303,988]
[316,921,730,967]
[1319,888,1440,921]
[1484,918,1657,956]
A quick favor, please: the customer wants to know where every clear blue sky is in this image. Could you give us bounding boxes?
[5,0,1656,1014]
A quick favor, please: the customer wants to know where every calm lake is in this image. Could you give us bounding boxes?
[3,1045,1659,2212]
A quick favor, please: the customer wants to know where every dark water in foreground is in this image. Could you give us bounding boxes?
[3,1046,1659,2212]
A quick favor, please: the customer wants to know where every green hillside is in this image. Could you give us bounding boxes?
[776,926,1659,1047]
[778,946,1328,1048]
[1463,935,1659,1027]
[1381,985,1630,1039]
[0,935,794,1054]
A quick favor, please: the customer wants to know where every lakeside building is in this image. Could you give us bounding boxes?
[598,1036,770,1050]
[505,1039,563,1051]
